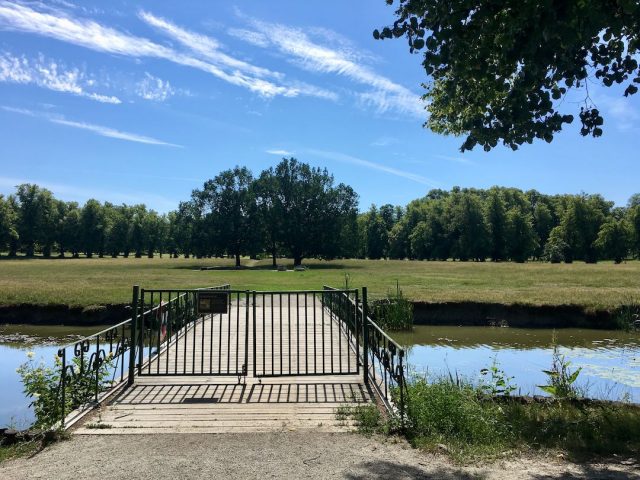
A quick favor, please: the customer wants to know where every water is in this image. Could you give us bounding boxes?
[0,324,110,428]
[393,326,640,401]
[3,324,640,427]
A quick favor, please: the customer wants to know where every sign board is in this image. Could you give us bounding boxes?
[197,291,228,314]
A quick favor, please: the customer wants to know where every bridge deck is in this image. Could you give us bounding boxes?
[75,296,372,434]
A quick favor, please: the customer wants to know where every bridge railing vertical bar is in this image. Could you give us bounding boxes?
[54,283,232,429]
[323,285,406,419]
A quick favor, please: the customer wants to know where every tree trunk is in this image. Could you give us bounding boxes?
[293,255,303,267]
[235,252,241,268]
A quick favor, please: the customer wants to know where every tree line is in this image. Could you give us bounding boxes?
[361,187,640,264]
[1,158,639,265]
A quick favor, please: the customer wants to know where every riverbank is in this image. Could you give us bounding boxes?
[0,300,622,329]
[1,257,639,329]
[1,257,639,309]
[1,432,638,479]
[413,301,618,329]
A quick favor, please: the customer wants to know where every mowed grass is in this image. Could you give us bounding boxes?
[0,257,639,309]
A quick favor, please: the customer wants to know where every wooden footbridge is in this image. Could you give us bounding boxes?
[55,285,406,434]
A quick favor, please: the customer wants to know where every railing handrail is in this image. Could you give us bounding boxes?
[58,284,231,351]
[323,285,405,354]
[324,284,407,419]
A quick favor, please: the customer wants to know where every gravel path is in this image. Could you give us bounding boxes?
[2,433,638,479]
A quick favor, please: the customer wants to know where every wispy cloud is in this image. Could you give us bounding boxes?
[231,11,425,118]
[0,51,120,103]
[227,27,270,48]
[305,149,439,186]
[434,154,475,165]
[135,72,175,102]
[597,95,640,132]
[0,2,332,100]
[139,11,278,80]
[1,105,182,147]
[370,136,398,147]
[0,175,178,212]
[266,149,294,156]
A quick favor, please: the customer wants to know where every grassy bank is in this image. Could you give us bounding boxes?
[0,257,639,309]
[342,379,640,462]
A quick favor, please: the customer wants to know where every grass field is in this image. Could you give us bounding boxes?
[0,257,639,309]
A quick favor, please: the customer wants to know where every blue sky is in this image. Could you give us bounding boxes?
[0,0,638,212]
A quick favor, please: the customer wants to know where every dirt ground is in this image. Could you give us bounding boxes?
[2,432,638,480]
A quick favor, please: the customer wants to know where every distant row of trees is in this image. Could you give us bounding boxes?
[1,159,639,265]
[0,159,358,267]
[360,187,640,264]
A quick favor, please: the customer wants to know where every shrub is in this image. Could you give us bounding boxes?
[17,351,113,430]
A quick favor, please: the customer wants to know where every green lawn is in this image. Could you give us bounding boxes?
[0,257,639,309]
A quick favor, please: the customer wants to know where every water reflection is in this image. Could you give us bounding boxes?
[393,326,640,402]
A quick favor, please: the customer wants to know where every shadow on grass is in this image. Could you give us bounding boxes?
[170,262,358,271]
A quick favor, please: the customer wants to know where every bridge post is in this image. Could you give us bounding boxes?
[128,285,139,386]
[362,287,369,386]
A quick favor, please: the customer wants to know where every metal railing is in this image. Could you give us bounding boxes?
[55,284,231,428]
[135,285,248,377]
[252,289,359,377]
[54,283,405,428]
[56,318,133,428]
[323,285,407,419]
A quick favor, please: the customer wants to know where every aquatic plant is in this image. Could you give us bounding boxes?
[371,283,414,331]
[538,341,582,400]
[479,358,517,397]
[613,297,640,331]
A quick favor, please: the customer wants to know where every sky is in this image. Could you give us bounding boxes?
[0,0,638,213]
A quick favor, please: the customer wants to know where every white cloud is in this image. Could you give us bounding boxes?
[139,11,279,80]
[227,28,269,48]
[434,154,475,165]
[371,136,398,147]
[136,72,175,101]
[305,149,439,186]
[233,12,425,118]
[597,95,640,132]
[1,105,182,147]
[0,2,327,99]
[0,51,121,103]
[266,149,294,156]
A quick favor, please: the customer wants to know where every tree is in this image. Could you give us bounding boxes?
[59,202,81,257]
[448,191,488,261]
[629,205,640,258]
[532,202,554,258]
[559,195,609,263]
[544,226,569,263]
[80,199,105,258]
[375,0,640,151]
[0,195,18,256]
[268,158,358,266]
[193,166,256,267]
[253,169,282,268]
[365,205,388,259]
[595,218,631,264]
[485,190,507,261]
[107,205,133,258]
[505,208,538,263]
[15,184,53,257]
